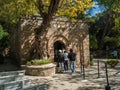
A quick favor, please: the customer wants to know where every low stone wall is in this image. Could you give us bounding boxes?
[21,63,56,76]
[0,70,46,90]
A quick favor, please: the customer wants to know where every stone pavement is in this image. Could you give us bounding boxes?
[25,59,120,90]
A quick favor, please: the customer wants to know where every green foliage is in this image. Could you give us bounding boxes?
[26,61,31,65]
[26,59,52,65]
[57,0,94,21]
[107,59,119,68]
[0,25,8,40]
[0,0,94,24]
[104,35,120,48]
[90,35,98,49]
[113,18,120,30]
[0,0,38,24]
[0,25,9,52]
[88,9,120,50]
[97,0,120,34]
[97,0,115,9]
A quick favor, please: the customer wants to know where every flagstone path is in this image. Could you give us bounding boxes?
[25,59,120,90]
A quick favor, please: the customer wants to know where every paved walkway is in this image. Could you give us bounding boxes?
[25,59,120,90]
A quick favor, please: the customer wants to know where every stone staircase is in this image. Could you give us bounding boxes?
[0,70,46,90]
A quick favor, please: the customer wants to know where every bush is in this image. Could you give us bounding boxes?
[26,59,53,65]
[106,59,119,68]
[0,25,10,54]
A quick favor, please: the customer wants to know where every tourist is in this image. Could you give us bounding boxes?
[68,49,76,73]
[112,49,118,59]
[58,50,64,72]
[63,50,69,71]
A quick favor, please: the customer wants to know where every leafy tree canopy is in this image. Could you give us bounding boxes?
[0,0,37,24]
[96,0,120,31]
[0,0,94,24]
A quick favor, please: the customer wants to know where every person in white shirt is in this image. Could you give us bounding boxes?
[58,50,64,72]
[63,50,69,71]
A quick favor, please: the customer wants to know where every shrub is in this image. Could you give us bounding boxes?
[106,59,119,68]
[26,61,32,65]
[26,59,52,65]
[0,25,10,54]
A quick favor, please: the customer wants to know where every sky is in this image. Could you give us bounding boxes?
[88,1,105,16]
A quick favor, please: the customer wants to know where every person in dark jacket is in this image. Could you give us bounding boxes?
[68,49,76,73]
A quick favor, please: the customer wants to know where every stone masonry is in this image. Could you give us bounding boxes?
[12,15,90,66]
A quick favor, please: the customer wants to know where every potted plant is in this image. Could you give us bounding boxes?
[106,59,119,68]
[21,59,56,76]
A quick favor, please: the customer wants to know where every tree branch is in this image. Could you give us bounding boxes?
[48,0,60,16]
[37,0,46,18]
[59,0,64,8]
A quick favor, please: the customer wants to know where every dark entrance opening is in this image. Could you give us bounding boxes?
[54,41,66,51]
[54,41,65,62]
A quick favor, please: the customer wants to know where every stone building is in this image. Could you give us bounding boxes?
[11,15,90,67]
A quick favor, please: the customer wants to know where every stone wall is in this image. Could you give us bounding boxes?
[14,15,90,66]
[21,63,56,76]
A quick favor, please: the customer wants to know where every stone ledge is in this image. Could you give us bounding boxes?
[0,70,25,76]
[0,79,31,90]
[21,63,56,76]
[21,63,56,69]
[0,75,24,84]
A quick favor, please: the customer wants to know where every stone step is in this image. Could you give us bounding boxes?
[22,83,46,90]
[0,79,31,90]
[0,75,24,84]
[0,70,25,76]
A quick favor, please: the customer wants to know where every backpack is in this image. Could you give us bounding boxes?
[68,52,75,61]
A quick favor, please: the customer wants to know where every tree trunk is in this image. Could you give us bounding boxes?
[29,0,61,60]
[29,17,51,60]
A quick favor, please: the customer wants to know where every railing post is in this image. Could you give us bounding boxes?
[80,58,83,74]
[97,59,100,78]
[105,62,111,90]
[82,59,85,79]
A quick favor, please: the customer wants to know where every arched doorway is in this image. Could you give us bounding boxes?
[54,41,66,51]
[53,41,66,62]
